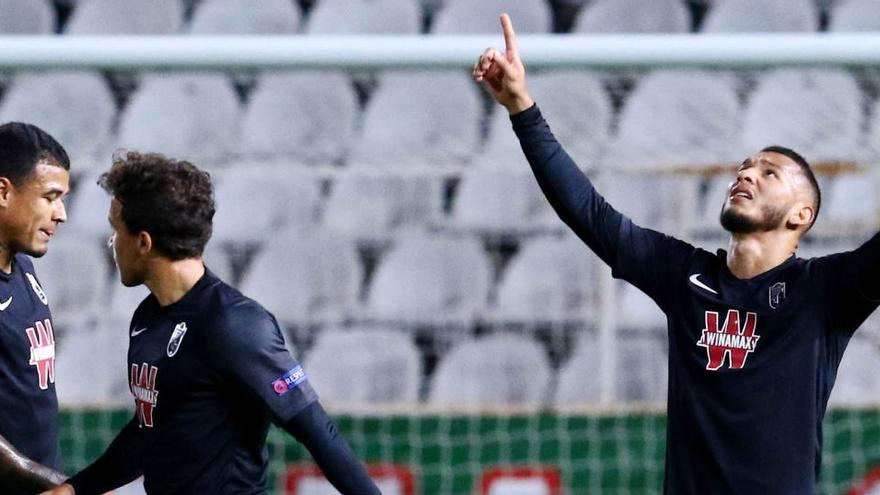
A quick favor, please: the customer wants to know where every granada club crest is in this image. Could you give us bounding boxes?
[167,322,187,357]
[25,273,48,305]
[696,310,760,370]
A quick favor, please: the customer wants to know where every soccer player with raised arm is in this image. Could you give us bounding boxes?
[0,122,70,493]
[40,152,380,495]
[475,13,876,494]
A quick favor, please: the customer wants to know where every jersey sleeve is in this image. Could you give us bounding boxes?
[207,301,318,423]
[814,231,880,334]
[511,104,695,308]
[66,417,144,494]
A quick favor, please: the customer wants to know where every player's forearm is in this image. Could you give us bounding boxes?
[511,104,625,266]
[0,433,66,491]
[67,419,143,495]
[284,401,381,495]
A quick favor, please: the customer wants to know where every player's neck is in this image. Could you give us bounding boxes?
[143,257,206,307]
[0,245,12,274]
[725,231,797,280]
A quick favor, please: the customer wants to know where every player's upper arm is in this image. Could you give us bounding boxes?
[206,300,318,422]
[813,250,880,334]
[611,218,696,310]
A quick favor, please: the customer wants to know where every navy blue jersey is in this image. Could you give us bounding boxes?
[0,253,58,468]
[70,270,317,494]
[512,105,880,494]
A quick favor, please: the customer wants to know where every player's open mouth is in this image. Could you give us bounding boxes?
[729,186,753,201]
[39,229,54,239]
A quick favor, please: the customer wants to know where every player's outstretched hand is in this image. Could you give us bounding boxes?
[38,483,74,495]
[472,13,534,114]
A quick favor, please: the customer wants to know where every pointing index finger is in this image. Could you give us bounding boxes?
[500,13,518,58]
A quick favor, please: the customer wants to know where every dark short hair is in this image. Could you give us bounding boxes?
[0,122,70,186]
[761,145,821,229]
[99,151,215,260]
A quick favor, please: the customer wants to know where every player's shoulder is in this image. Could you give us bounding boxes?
[200,271,276,331]
[687,246,725,275]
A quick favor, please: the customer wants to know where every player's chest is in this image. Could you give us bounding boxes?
[673,270,820,372]
[127,317,210,398]
[0,274,54,361]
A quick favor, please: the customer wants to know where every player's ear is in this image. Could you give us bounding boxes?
[0,177,13,207]
[789,204,814,230]
[137,231,153,255]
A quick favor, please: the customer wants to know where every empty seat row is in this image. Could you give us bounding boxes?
[6,0,880,36]
[34,228,600,328]
[4,68,880,176]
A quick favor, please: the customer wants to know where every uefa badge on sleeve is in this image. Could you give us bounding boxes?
[272,366,307,396]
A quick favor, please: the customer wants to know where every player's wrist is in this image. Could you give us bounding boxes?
[505,94,534,115]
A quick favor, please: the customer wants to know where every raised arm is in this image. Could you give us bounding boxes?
[473,14,694,303]
[818,231,880,334]
[0,433,67,492]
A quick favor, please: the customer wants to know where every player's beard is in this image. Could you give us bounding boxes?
[720,203,789,234]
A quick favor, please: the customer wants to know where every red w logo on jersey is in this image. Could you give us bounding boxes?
[25,319,55,390]
[696,310,761,370]
[131,363,159,428]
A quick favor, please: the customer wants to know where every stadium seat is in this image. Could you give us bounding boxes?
[32,232,109,327]
[594,283,668,403]
[448,166,555,235]
[431,0,551,33]
[202,242,236,284]
[604,70,743,171]
[868,98,880,163]
[618,282,665,332]
[0,0,54,34]
[211,168,323,246]
[482,71,612,169]
[189,0,300,34]
[700,0,818,32]
[366,233,491,325]
[55,316,131,408]
[828,334,880,406]
[66,170,112,242]
[350,71,482,168]
[616,333,668,402]
[599,173,696,235]
[239,71,358,166]
[553,333,602,405]
[65,0,184,34]
[322,173,442,242]
[829,0,880,31]
[488,234,598,324]
[695,175,734,232]
[303,327,422,406]
[238,233,361,326]
[116,74,241,169]
[555,330,668,405]
[0,71,116,176]
[108,279,150,319]
[573,0,690,33]
[428,334,552,408]
[306,0,421,34]
[820,172,879,235]
[742,69,863,165]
